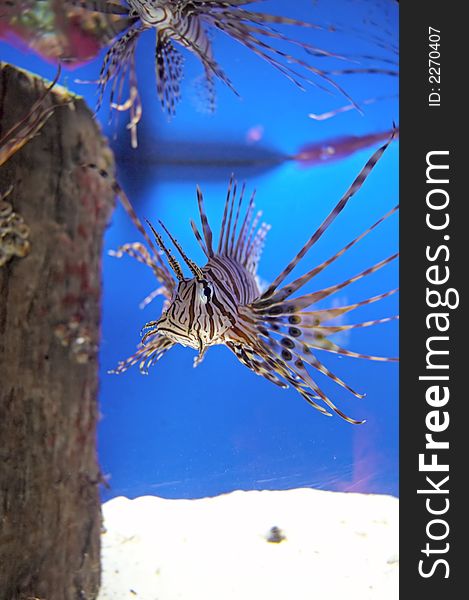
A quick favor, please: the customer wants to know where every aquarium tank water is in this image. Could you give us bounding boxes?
[0,0,399,501]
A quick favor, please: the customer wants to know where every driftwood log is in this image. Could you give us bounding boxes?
[0,64,115,599]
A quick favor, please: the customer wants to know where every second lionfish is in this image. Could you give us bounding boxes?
[68,0,397,145]
[100,135,398,424]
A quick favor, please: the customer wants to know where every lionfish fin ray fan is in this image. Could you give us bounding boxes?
[110,335,175,375]
[210,176,267,272]
[97,24,142,112]
[190,219,210,258]
[229,329,364,424]
[234,189,256,262]
[203,8,362,107]
[176,30,239,98]
[315,315,399,335]
[234,259,398,424]
[193,185,216,257]
[306,337,399,363]
[298,288,399,325]
[258,320,366,398]
[255,205,398,308]
[259,131,396,301]
[217,175,234,253]
[253,253,399,318]
[201,66,217,113]
[225,341,289,390]
[155,33,185,115]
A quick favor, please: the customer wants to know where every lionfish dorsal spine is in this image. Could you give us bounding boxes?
[260,131,396,300]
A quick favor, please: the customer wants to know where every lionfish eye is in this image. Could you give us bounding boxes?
[199,280,212,303]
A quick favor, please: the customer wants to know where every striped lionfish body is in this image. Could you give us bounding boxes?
[67,0,397,145]
[106,135,398,424]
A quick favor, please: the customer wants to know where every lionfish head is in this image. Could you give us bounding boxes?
[146,220,234,351]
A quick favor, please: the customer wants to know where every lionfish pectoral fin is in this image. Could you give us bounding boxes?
[233,302,369,423]
[109,241,156,267]
[193,347,208,368]
[287,358,366,424]
[299,390,333,418]
[201,8,365,109]
[139,286,168,309]
[96,25,143,148]
[225,340,288,389]
[310,335,399,363]
[174,26,239,101]
[109,336,174,376]
[155,33,185,116]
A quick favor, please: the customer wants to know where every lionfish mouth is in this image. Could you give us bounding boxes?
[144,317,205,351]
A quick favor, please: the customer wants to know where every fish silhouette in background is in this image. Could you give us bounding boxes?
[294,127,399,166]
[89,133,398,424]
[113,127,399,181]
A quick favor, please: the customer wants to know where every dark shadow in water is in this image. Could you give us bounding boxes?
[112,127,399,187]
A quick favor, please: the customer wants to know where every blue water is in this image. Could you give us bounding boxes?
[1,0,398,499]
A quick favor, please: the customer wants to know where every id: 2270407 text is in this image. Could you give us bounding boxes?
[428,27,441,107]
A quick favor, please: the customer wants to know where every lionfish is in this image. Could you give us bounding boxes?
[68,0,397,145]
[99,134,398,424]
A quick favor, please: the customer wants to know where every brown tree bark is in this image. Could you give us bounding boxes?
[0,63,115,599]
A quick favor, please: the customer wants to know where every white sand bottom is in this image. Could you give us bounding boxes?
[98,488,398,600]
